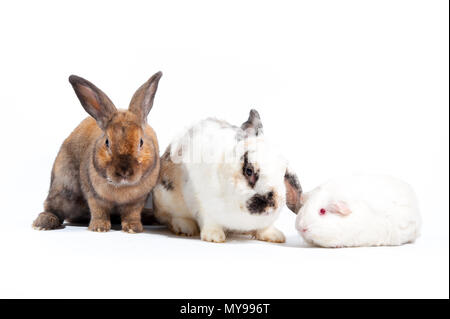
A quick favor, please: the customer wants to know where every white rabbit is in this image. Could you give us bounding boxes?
[153,110,302,243]
[296,175,421,248]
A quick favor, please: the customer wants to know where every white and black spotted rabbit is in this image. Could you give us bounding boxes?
[153,110,302,243]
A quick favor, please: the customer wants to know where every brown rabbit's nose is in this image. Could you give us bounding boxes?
[115,155,134,178]
[116,167,133,178]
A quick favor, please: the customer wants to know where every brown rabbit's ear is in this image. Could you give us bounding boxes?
[284,169,302,214]
[241,109,263,136]
[69,75,117,130]
[129,71,163,124]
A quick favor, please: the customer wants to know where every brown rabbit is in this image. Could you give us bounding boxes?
[32,72,162,233]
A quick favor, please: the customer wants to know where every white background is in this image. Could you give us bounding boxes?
[0,0,448,298]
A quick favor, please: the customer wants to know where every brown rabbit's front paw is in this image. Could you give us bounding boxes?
[32,212,62,230]
[122,221,144,234]
[88,219,111,232]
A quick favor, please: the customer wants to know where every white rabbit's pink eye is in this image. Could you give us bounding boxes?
[105,139,110,148]
[319,208,326,215]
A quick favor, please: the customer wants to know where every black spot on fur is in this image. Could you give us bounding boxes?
[246,192,275,214]
[161,178,174,191]
[242,152,259,188]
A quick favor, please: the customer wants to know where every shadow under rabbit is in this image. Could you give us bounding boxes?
[61,221,307,246]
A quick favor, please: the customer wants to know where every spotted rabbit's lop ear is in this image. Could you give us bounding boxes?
[241,109,264,136]
[284,169,302,214]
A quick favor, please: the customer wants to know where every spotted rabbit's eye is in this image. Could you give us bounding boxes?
[105,138,110,148]
[139,138,144,148]
[245,167,253,176]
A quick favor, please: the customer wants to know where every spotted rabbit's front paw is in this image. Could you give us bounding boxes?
[201,226,226,243]
[169,217,199,236]
[255,226,285,243]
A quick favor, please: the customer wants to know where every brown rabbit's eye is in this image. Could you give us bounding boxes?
[105,139,110,148]
[139,138,144,148]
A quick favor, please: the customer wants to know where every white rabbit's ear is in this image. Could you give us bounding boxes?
[129,71,163,125]
[69,75,117,130]
[327,201,352,216]
[284,169,302,214]
[241,109,263,136]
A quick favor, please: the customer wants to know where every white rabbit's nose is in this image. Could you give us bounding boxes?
[301,228,308,233]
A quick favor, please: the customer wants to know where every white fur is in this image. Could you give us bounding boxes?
[296,175,422,248]
[153,118,289,242]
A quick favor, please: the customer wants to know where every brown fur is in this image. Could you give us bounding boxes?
[32,72,163,233]
[284,171,302,214]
